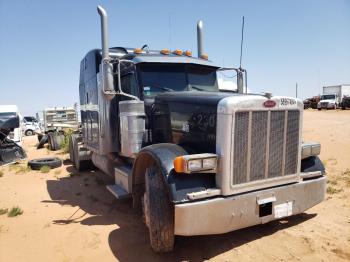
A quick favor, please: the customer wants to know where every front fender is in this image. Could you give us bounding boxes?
[132,143,216,203]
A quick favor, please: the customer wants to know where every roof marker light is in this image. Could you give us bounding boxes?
[160,49,170,55]
[184,50,192,57]
[134,48,142,54]
[173,49,183,56]
[200,53,208,60]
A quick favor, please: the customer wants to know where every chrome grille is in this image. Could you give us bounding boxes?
[285,111,300,175]
[268,111,285,178]
[232,110,300,185]
[232,112,249,184]
[250,111,267,181]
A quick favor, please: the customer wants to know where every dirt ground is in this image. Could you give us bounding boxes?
[0,110,349,262]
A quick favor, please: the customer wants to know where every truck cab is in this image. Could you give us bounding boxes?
[23,116,40,136]
[317,93,338,110]
[71,5,326,253]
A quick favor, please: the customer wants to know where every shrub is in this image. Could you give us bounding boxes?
[60,129,74,153]
[0,208,8,215]
[40,165,51,173]
[327,186,342,195]
[8,207,23,217]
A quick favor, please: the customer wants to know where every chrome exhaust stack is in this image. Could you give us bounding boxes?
[197,20,204,58]
[97,5,114,99]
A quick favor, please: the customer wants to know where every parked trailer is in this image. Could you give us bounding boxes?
[70,5,326,252]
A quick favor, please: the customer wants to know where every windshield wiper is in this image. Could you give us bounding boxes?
[152,84,174,92]
[190,85,206,91]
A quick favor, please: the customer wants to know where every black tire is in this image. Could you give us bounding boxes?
[48,133,65,151]
[342,106,346,110]
[37,134,48,149]
[318,108,321,111]
[28,157,62,170]
[69,133,79,164]
[72,135,92,171]
[144,167,174,253]
[37,134,43,143]
[25,129,34,136]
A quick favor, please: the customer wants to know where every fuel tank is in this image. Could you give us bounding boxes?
[150,91,236,154]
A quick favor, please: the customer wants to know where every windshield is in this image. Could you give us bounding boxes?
[24,116,37,122]
[321,94,335,100]
[0,112,16,122]
[138,63,218,96]
[0,112,19,129]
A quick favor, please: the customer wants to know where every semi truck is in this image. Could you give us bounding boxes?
[70,5,326,252]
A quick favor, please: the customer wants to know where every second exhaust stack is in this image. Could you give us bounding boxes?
[197,20,204,58]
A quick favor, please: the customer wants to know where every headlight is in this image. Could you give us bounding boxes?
[301,142,321,160]
[188,159,202,171]
[174,153,218,174]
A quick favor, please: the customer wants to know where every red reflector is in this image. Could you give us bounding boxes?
[263,100,276,108]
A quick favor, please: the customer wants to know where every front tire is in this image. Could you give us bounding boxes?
[144,167,174,253]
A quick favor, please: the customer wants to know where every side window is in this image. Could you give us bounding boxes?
[121,73,138,96]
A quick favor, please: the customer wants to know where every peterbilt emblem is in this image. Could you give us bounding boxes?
[263,100,276,108]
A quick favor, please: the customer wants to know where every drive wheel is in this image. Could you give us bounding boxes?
[48,132,64,151]
[72,135,92,171]
[143,166,174,253]
[69,133,79,164]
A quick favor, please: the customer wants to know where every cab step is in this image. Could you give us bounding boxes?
[106,184,131,199]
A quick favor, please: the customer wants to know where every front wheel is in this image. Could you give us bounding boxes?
[143,167,174,253]
[25,130,34,136]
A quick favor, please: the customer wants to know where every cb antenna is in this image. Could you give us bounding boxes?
[239,16,245,69]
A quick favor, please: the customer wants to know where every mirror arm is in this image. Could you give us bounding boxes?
[116,60,140,101]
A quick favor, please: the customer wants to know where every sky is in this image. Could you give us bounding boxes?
[0,0,349,116]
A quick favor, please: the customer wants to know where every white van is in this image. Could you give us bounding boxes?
[0,105,23,146]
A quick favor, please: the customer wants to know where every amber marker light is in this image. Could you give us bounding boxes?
[200,53,208,60]
[184,50,192,57]
[173,49,183,56]
[160,49,170,55]
[134,48,142,54]
[174,156,186,173]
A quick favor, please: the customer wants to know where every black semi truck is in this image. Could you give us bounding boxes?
[70,5,326,252]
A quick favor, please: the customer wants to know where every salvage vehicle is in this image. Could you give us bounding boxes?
[317,94,338,110]
[36,105,79,151]
[341,95,350,110]
[0,105,26,165]
[303,96,320,109]
[318,85,350,110]
[70,5,326,252]
[23,116,40,136]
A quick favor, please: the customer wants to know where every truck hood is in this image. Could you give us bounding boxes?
[319,99,335,103]
[151,91,248,153]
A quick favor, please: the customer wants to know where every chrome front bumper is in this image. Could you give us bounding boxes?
[174,175,326,236]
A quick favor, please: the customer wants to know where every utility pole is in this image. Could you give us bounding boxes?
[295,82,298,98]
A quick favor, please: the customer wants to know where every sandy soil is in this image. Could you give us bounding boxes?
[0,110,349,262]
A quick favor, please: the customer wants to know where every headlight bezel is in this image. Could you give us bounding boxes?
[174,153,218,174]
